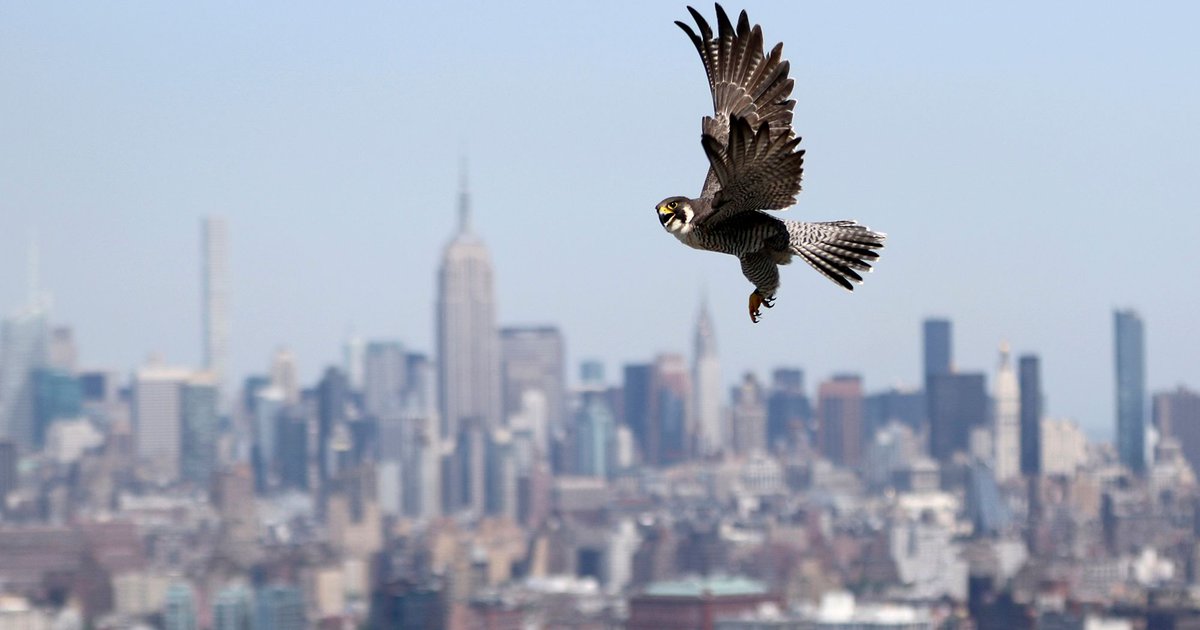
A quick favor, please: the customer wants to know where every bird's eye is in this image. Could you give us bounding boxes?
[667,201,679,210]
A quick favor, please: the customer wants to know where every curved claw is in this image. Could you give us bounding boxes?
[762,296,775,309]
[749,292,764,323]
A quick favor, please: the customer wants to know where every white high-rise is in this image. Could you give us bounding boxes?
[270,347,300,405]
[134,364,192,481]
[692,298,722,455]
[992,343,1020,482]
[202,217,229,395]
[436,171,500,439]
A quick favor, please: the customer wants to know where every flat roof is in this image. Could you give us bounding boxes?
[643,575,768,598]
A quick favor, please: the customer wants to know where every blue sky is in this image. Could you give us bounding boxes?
[2,2,1198,439]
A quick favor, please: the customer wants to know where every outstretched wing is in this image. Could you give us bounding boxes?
[697,115,805,226]
[676,4,799,200]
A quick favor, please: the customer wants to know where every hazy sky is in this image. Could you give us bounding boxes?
[3,2,1198,440]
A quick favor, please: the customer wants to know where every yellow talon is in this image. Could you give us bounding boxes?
[749,292,764,323]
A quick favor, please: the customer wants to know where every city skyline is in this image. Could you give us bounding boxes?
[4,2,1200,442]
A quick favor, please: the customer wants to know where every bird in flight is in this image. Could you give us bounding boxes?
[657,4,886,323]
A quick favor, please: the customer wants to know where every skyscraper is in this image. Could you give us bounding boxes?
[344,334,366,393]
[1114,309,1146,474]
[485,427,518,519]
[317,367,349,487]
[47,326,76,372]
[622,364,654,462]
[1018,354,1042,476]
[0,440,17,513]
[275,412,309,490]
[923,318,952,380]
[499,326,565,431]
[0,301,48,450]
[692,299,722,456]
[731,373,767,455]
[437,171,500,438]
[767,368,810,450]
[202,217,229,395]
[269,347,299,406]
[1153,387,1200,478]
[31,367,81,449]
[817,374,864,467]
[134,365,192,482]
[992,344,1020,482]
[928,372,988,463]
[575,392,615,478]
[652,354,691,466]
[180,372,219,484]
[363,341,407,418]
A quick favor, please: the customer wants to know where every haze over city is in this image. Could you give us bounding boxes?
[6,4,1200,629]
[3,4,1199,436]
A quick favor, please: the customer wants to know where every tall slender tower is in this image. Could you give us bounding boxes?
[1114,309,1146,474]
[0,239,50,450]
[202,217,229,395]
[437,169,501,440]
[1018,354,1042,476]
[992,343,1020,482]
[692,297,722,455]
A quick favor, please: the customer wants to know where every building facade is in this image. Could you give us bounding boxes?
[437,174,501,439]
[202,217,229,397]
[1114,309,1146,473]
[692,300,722,456]
[1018,354,1042,476]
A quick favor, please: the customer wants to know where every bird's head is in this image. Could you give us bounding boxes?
[656,196,694,234]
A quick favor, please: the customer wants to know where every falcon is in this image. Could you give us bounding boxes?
[657,4,886,323]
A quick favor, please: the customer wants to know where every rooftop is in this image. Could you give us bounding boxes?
[642,575,768,598]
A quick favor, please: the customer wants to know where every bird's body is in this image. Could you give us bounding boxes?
[657,4,886,322]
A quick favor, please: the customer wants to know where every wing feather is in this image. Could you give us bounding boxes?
[698,116,805,226]
[676,4,800,200]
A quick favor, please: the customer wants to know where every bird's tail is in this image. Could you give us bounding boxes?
[785,220,886,291]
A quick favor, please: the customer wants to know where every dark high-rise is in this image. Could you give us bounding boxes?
[817,374,864,467]
[1018,354,1042,476]
[923,318,953,379]
[1154,387,1200,478]
[622,358,689,466]
[0,440,16,512]
[1114,309,1146,474]
[928,372,988,463]
[923,317,953,442]
[767,368,809,450]
[275,412,309,490]
[317,367,349,486]
[622,364,654,462]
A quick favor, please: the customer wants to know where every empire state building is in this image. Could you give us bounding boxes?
[436,173,501,440]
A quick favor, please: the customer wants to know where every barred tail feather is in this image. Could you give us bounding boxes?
[787,220,886,291]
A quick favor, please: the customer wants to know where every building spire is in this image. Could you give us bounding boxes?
[694,292,716,357]
[458,157,472,234]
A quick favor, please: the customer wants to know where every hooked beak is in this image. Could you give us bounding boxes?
[657,205,673,226]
